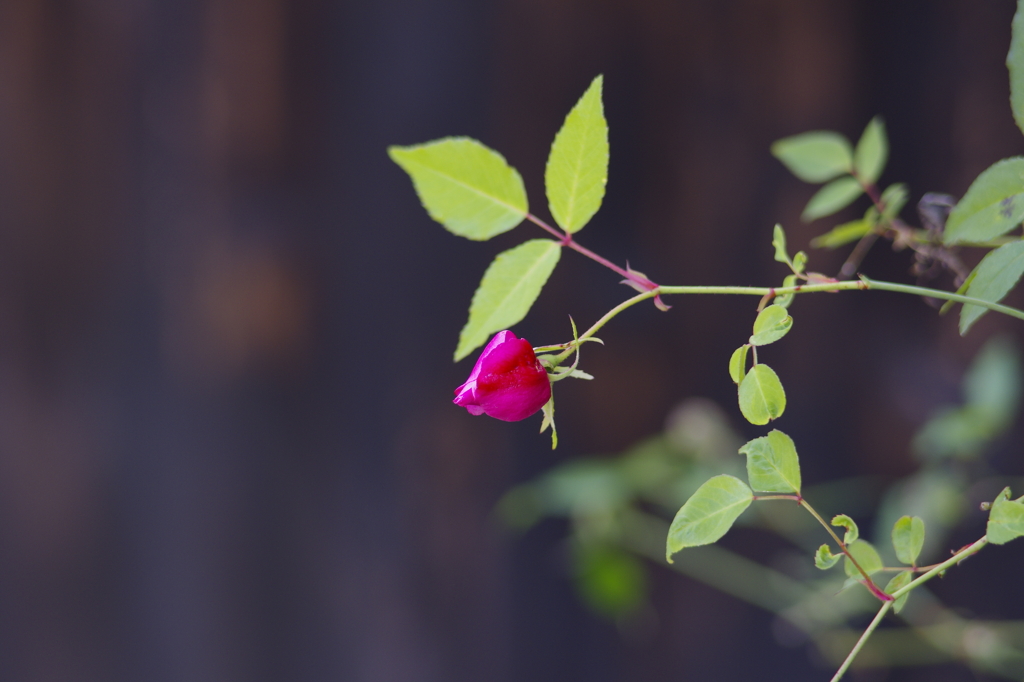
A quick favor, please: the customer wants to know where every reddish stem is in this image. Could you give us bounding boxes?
[525,213,659,290]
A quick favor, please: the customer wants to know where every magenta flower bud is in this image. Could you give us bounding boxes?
[453,330,552,421]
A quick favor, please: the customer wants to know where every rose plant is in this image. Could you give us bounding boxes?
[389,5,1024,678]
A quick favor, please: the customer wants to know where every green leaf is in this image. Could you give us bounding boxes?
[987,487,1024,544]
[545,76,609,234]
[1008,0,1024,137]
[885,571,913,613]
[959,240,1024,334]
[729,345,750,384]
[774,274,799,308]
[844,539,883,579]
[749,304,794,346]
[388,138,528,240]
[815,544,841,570]
[879,183,908,222]
[853,117,888,185]
[891,516,925,566]
[739,429,801,494]
[944,157,1024,244]
[666,475,753,561]
[455,239,561,361]
[965,335,1022,423]
[802,176,863,222]
[792,251,808,274]
[772,224,790,264]
[771,132,853,183]
[811,218,873,249]
[737,364,786,425]
[832,514,859,544]
[573,543,647,618]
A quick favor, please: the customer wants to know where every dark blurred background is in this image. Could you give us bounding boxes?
[0,1,1023,680]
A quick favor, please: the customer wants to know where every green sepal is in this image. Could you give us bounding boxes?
[539,394,557,450]
[814,544,841,570]
[666,475,753,562]
[831,514,859,544]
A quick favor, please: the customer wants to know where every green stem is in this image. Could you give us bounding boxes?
[830,535,989,681]
[552,290,655,364]
[830,601,893,682]
[889,536,988,600]
[797,498,886,597]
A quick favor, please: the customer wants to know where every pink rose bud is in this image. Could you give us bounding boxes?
[453,330,551,421]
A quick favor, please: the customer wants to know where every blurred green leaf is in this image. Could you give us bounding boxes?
[389,137,528,240]
[573,543,647,618]
[545,75,609,234]
[749,304,793,346]
[739,429,801,494]
[854,116,888,185]
[964,335,1022,423]
[944,157,1024,244]
[771,131,853,182]
[729,345,750,384]
[1008,0,1024,137]
[455,239,561,360]
[815,544,841,570]
[892,516,926,566]
[880,183,908,222]
[666,475,753,561]
[738,364,787,425]
[987,487,1024,545]
[832,514,859,544]
[960,241,1024,334]
[885,571,913,613]
[772,224,790,264]
[774,274,798,308]
[792,251,808,274]
[844,539,883,579]
[811,218,873,249]
[802,176,863,222]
